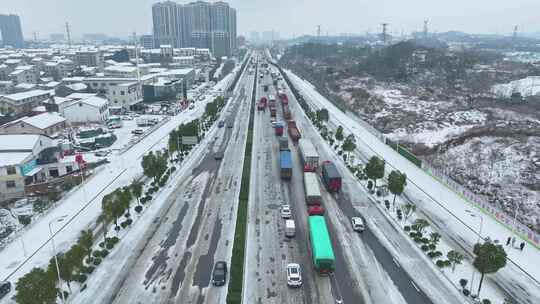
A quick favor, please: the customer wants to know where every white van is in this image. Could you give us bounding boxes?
[285,219,295,238]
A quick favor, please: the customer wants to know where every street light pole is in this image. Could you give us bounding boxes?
[49,216,68,304]
[466,210,483,296]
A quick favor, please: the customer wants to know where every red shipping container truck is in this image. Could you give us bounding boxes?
[283,105,291,120]
[257,97,267,111]
[275,122,284,136]
[279,92,289,106]
[321,161,341,192]
[287,120,301,142]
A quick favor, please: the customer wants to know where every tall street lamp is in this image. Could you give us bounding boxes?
[465,209,484,297]
[49,215,68,304]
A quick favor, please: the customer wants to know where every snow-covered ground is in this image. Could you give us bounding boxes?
[0,73,237,293]
[337,78,489,148]
[492,76,540,98]
[287,70,540,304]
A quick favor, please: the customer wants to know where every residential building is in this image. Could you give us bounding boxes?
[63,96,109,123]
[0,112,66,136]
[107,82,143,108]
[0,134,52,201]
[140,34,154,49]
[172,56,195,67]
[143,77,184,102]
[0,14,24,48]
[75,50,104,69]
[104,65,139,78]
[0,64,11,81]
[152,1,237,56]
[0,89,51,115]
[0,133,80,202]
[0,80,14,94]
[43,96,74,115]
[9,65,39,84]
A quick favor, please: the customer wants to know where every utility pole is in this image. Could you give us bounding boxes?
[65,22,72,48]
[133,31,141,108]
[381,23,389,44]
[423,20,429,39]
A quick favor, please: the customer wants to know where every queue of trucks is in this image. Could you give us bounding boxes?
[262,64,341,275]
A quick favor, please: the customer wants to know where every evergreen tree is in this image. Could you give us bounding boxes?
[388,170,407,206]
[473,242,507,296]
[365,156,385,187]
[15,268,58,304]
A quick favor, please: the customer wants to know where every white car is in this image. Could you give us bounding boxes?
[281,205,292,219]
[351,217,365,232]
[286,263,302,287]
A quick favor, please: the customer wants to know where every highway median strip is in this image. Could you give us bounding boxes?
[226,60,256,304]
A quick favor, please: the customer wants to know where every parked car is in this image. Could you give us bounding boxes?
[227,121,234,128]
[214,151,224,160]
[94,150,109,157]
[286,263,302,287]
[0,281,11,299]
[189,104,195,109]
[218,121,225,128]
[307,205,325,216]
[281,205,292,218]
[132,129,144,135]
[212,261,228,286]
[351,217,365,232]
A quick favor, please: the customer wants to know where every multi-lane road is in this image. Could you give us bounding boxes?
[71,54,255,304]
[241,57,465,304]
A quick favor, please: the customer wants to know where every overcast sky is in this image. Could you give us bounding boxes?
[0,0,539,39]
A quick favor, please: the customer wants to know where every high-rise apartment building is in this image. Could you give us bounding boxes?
[152,1,237,57]
[0,14,24,48]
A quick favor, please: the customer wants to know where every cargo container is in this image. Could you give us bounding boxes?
[258,97,267,111]
[287,120,301,142]
[304,172,322,205]
[279,92,289,106]
[283,105,291,120]
[270,107,277,118]
[280,150,293,179]
[321,161,341,192]
[279,136,289,150]
[275,122,284,136]
[298,139,319,172]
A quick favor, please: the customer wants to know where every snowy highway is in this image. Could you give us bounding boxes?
[251,61,466,304]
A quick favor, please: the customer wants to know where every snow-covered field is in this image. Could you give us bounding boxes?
[287,70,540,304]
[0,73,237,292]
[492,76,540,98]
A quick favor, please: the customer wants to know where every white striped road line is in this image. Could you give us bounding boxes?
[411,281,420,292]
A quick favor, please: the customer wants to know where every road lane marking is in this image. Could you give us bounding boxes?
[411,281,420,292]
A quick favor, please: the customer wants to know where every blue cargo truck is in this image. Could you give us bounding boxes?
[280,149,293,179]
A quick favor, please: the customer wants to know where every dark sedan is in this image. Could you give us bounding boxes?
[212,261,228,286]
